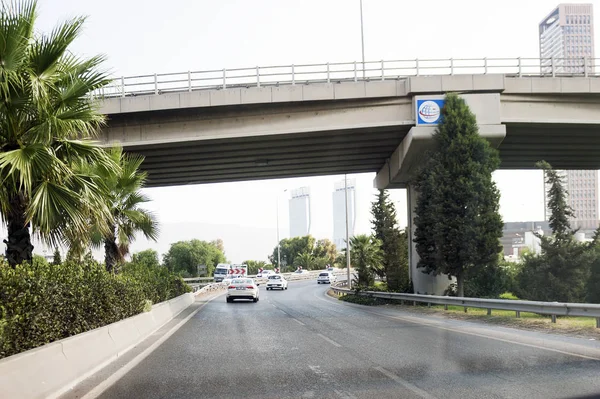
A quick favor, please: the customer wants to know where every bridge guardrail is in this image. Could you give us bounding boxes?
[93,57,600,99]
[330,286,600,328]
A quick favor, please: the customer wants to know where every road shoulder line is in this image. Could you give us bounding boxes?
[374,366,438,399]
[67,291,224,399]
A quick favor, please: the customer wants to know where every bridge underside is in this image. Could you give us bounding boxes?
[500,123,600,169]
[125,121,600,188]
[127,126,410,187]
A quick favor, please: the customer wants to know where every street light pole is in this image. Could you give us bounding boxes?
[345,174,351,288]
[277,196,281,272]
[360,0,366,79]
[277,189,287,272]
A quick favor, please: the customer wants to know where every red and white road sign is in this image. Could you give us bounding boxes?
[228,268,246,275]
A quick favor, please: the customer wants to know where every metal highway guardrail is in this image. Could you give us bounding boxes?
[331,285,600,328]
[183,277,214,282]
[93,57,600,98]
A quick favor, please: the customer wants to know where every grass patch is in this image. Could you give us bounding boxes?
[403,304,600,339]
[431,304,598,329]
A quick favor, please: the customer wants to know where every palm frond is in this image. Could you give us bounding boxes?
[54,139,117,170]
[27,180,87,246]
[119,208,159,241]
[28,16,85,78]
[0,0,36,73]
[0,144,66,191]
[122,190,150,209]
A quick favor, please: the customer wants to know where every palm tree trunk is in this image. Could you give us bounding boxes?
[4,192,34,267]
[104,226,119,273]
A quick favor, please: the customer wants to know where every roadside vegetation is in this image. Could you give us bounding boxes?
[269,236,339,272]
[0,1,193,359]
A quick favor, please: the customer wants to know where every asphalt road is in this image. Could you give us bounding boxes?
[91,281,600,399]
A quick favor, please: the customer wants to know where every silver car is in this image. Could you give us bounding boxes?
[266,274,288,290]
[317,272,336,284]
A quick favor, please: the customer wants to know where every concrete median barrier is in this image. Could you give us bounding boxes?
[133,310,158,337]
[0,292,196,399]
[108,317,142,354]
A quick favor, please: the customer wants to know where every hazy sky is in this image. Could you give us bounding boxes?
[28,0,597,262]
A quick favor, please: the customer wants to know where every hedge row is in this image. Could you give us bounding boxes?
[0,258,190,359]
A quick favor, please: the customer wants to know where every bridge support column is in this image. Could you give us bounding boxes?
[406,183,454,295]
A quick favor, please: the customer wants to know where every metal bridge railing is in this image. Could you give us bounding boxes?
[92,57,600,99]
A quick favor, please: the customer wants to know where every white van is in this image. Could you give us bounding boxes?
[214,263,231,282]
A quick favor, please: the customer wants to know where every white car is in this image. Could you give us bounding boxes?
[266,274,288,290]
[226,278,260,302]
[222,274,235,285]
[256,270,274,278]
[317,272,336,284]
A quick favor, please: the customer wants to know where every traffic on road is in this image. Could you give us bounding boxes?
[62,278,600,399]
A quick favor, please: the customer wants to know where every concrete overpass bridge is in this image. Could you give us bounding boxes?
[97,57,600,294]
[99,57,600,188]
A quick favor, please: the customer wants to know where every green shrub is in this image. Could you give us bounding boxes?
[0,257,190,359]
[339,294,379,306]
[499,292,519,300]
[586,249,600,304]
[121,259,191,304]
[338,294,393,306]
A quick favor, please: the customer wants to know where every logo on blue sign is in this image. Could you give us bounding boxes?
[416,99,445,125]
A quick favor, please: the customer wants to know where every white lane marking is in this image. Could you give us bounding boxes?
[293,318,306,326]
[317,333,342,348]
[333,389,358,399]
[374,366,437,399]
[79,297,217,399]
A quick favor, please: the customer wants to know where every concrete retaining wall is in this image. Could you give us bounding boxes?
[0,292,195,399]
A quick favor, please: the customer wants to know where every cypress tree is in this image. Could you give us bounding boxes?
[371,190,409,291]
[413,93,503,297]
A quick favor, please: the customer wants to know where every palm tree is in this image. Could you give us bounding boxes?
[295,251,316,270]
[348,235,383,287]
[0,1,117,266]
[244,260,267,275]
[94,148,158,273]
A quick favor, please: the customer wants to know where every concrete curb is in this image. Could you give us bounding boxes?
[0,292,195,399]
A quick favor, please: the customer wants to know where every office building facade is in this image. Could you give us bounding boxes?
[289,187,311,238]
[332,178,356,250]
[539,3,594,74]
